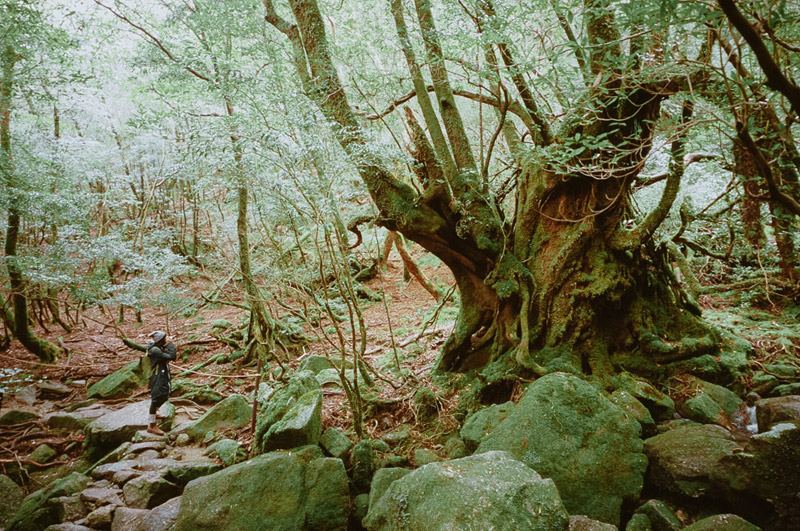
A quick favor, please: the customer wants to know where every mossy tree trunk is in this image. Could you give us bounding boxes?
[264,0,719,383]
[1,46,61,363]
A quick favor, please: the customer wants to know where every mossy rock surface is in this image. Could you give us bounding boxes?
[682,514,760,531]
[477,373,646,526]
[255,371,320,452]
[460,400,515,452]
[643,424,741,499]
[183,394,251,441]
[173,446,349,531]
[0,474,23,529]
[0,410,39,426]
[7,472,89,531]
[262,390,322,452]
[87,358,150,399]
[363,451,568,531]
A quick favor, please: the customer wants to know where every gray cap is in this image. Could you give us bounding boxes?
[148,330,166,344]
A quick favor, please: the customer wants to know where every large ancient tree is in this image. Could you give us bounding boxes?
[263,0,722,384]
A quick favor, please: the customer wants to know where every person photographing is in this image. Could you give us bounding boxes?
[146,330,175,435]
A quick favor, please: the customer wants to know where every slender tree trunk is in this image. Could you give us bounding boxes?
[1,46,61,363]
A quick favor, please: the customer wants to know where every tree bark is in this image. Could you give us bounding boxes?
[1,46,61,363]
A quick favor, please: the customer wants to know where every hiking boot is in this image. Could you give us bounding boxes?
[147,423,165,436]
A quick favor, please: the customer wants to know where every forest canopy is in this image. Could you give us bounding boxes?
[1,0,799,387]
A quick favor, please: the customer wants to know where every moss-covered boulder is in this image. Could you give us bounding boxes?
[682,514,761,531]
[87,357,151,399]
[297,355,335,375]
[755,396,800,431]
[477,373,646,525]
[677,378,743,426]
[0,474,23,528]
[320,427,352,459]
[363,451,568,531]
[173,446,349,531]
[643,424,741,498]
[182,394,251,441]
[84,401,174,458]
[7,473,89,531]
[0,410,38,426]
[460,400,515,452]
[255,371,320,452]
[262,390,322,452]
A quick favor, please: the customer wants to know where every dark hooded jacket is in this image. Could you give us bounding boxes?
[147,342,176,399]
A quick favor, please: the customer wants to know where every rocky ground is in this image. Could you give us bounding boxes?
[1,256,800,530]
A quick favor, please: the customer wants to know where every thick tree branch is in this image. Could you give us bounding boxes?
[736,122,800,216]
[718,0,800,116]
[611,101,693,250]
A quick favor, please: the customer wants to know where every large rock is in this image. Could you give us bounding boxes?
[173,446,349,531]
[460,400,515,452]
[643,424,741,498]
[477,373,646,525]
[682,514,760,530]
[715,421,800,500]
[164,462,222,486]
[0,410,38,425]
[363,451,569,531]
[255,371,320,452]
[755,396,800,431]
[7,472,90,531]
[0,474,24,528]
[140,496,181,531]
[122,473,181,509]
[262,390,323,452]
[181,394,251,441]
[44,408,106,431]
[87,358,151,399]
[84,402,174,458]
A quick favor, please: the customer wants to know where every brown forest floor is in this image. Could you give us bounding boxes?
[0,248,460,468]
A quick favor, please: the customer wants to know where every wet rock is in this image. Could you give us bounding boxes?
[86,503,115,529]
[207,438,246,467]
[91,461,137,482]
[110,507,147,531]
[413,449,439,466]
[261,389,322,452]
[460,401,515,452]
[84,402,174,458]
[368,468,410,510]
[0,474,24,528]
[443,436,467,459]
[320,427,352,459]
[0,410,38,426]
[617,374,675,422]
[364,451,569,531]
[87,358,150,400]
[633,499,682,531]
[29,444,58,465]
[569,515,617,530]
[173,446,349,531]
[44,409,105,431]
[297,355,335,375]
[254,371,319,451]
[611,390,656,436]
[181,394,251,441]
[80,486,124,509]
[6,472,89,531]
[111,469,140,486]
[682,514,760,530]
[43,524,91,531]
[36,381,72,399]
[139,496,181,531]
[122,473,180,509]
[49,495,88,523]
[477,373,646,525]
[755,396,800,431]
[164,462,223,487]
[644,424,741,498]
